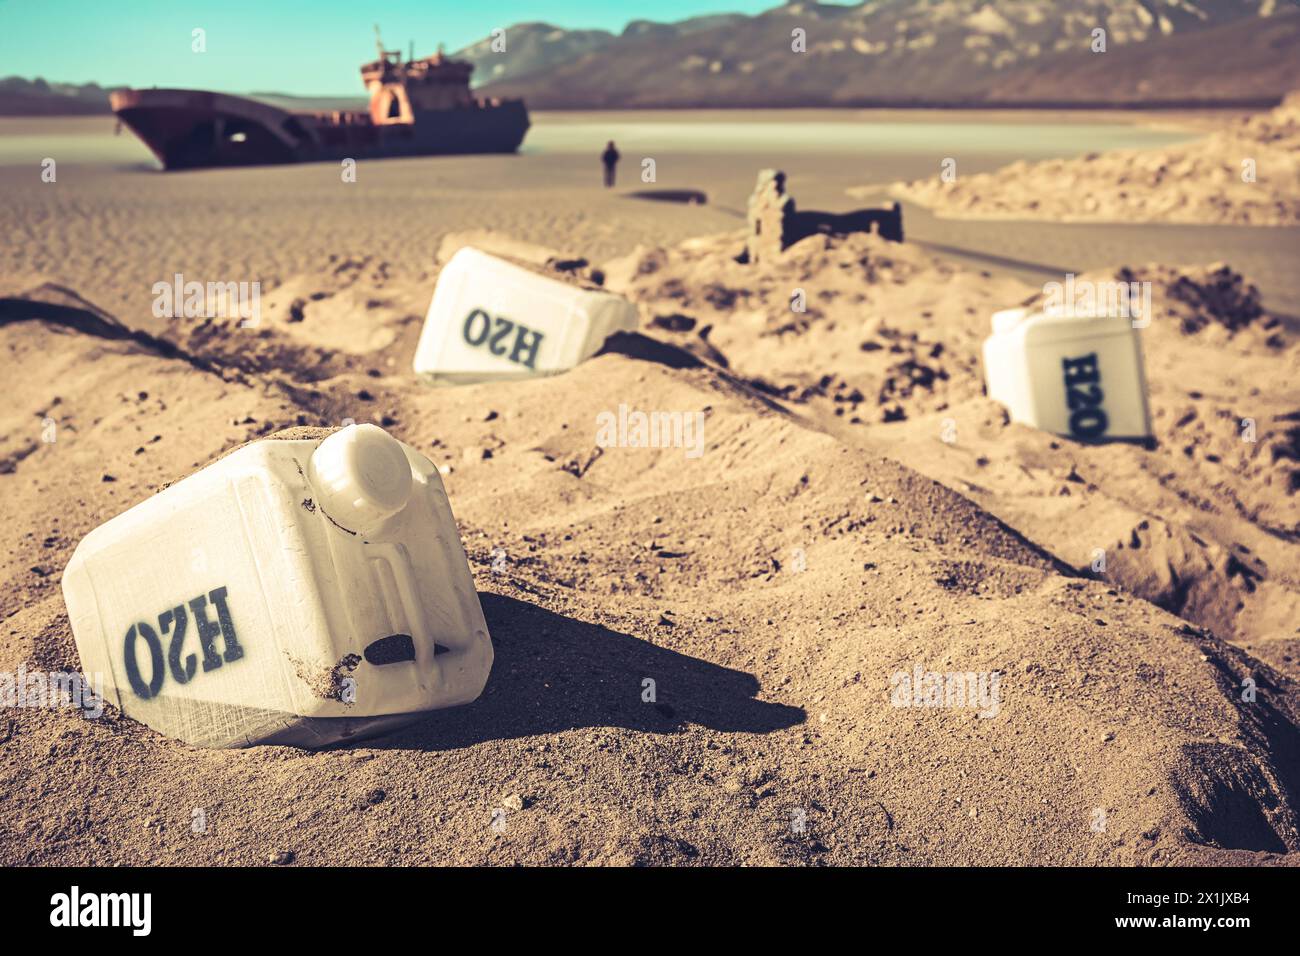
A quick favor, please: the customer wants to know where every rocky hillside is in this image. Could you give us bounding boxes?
[466,0,1300,108]
[0,77,114,115]
[9,3,1296,115]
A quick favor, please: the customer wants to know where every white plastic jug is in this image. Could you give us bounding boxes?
[413,246,639,384]
[982,307,1152,441]
[61,424,493,748]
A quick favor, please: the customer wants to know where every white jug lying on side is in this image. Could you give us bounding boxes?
[414,246,639,384]
[982,306,1152,441]
[61,424,493,748]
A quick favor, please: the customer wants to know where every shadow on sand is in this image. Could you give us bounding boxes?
[625,188,708,205]
[366,593,805,750]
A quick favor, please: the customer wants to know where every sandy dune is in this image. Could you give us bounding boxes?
[887,93,1300,226]
[1,218,1298,864]
[608,233,1300,665]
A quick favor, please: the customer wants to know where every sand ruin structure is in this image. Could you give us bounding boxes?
[744,169,904,264]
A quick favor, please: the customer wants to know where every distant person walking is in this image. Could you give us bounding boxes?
[601,140,620,188]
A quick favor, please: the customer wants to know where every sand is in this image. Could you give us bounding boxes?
[2,113,1299,866]
[886,93,1300,226]
[609,234,1299,665]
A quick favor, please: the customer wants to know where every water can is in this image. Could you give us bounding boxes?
[61,424,493,748]
[414,246,639,384]
[982,306,1152,441]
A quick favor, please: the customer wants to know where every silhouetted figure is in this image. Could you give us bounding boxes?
[601,140,620,188]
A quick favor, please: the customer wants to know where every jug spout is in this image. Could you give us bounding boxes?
[309,424,413,536]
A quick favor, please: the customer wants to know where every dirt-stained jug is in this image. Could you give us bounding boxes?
[61,424,493,748]
[414,246,639,384]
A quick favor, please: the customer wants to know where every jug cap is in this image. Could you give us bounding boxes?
[991,307,1030,335]
[309,424,413,534]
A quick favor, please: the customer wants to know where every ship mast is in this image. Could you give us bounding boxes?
[372,24,406,72]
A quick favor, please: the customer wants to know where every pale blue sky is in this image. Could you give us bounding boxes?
[0,0,790,94]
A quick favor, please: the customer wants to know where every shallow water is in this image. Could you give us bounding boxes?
[0,109,1193,167]
[525,109,1193,156]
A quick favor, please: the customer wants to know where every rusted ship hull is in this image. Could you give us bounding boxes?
[111,88,530,170]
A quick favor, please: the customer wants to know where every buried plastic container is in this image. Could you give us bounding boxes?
[982,306,1152,441]
[61,424,493,748]
[414,246,639,384]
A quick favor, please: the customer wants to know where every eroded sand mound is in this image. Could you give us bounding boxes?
[1,233,1299,865]
[610,231,1300,674]
[884,94,1300,226]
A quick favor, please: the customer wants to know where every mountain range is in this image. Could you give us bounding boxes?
[0,77,119,115]
[5,1,1299,115]
[461,1,1300,108]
